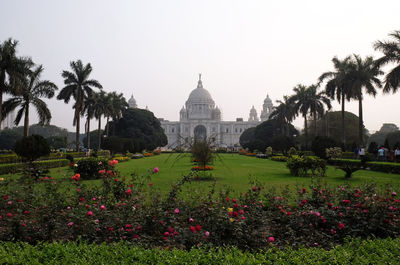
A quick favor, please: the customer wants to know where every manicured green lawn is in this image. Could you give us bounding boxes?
[2,154,399,194]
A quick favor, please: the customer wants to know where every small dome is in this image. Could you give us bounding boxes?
[264,94,272,104]
[128,94,137,108]
[180,106,186,113]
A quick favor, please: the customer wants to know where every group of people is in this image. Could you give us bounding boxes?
[355,146,400,162]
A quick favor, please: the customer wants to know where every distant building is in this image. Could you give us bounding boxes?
[128,94,138,109]
[159,74,273,149]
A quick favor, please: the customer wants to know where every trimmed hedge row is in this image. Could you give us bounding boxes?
[329,159,400,174]
[0,159,70,175]
[0,238,399,264]
[0,150,111,164]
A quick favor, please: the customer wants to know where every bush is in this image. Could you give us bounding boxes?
[288,147,297,157]
[74,158,111,180]
[326,147,343,159]
[14,135,50,162]
[265,146,273,157]
[286,156,326,177]
[270,155,288,162]
[0,159,70,175]
[1,238,400,264]
[328,159,400,174]
[311,136,339,159]
[101,136,135,155]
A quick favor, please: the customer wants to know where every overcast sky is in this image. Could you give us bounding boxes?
[1,0,399,133]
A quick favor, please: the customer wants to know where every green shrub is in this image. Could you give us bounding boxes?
[270,155,288,162]
[74,157,111,180]
[342,152,355,159]
[288,147,297,157]
[329,159,400,174]
[286,155,326,177]
[326,147,342,159]
[14,135,50,162]
[311,136,339,159]
[0,159,70,175]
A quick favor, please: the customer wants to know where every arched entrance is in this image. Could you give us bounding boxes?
[194,125,207,141]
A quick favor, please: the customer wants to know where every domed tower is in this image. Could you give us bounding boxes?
[185,74,216,120]
[128,94,138,109]
[260,94,273,121]
[248,105,259,122]
[180,106,188,121]
[212,106,221,120]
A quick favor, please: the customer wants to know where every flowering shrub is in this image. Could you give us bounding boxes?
[286,156,326,177]
[270,156,288,162]
[238,149,247,155]
[0,167,400,250]
[143,152,154,157]
[245,153,256,156]
[74,158,112,180]
[153,149,161,155]
[326,147,343,159]
[112,156,130,163]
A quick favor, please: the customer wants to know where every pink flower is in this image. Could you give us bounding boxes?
[153,167,159,173]
[98,169,106,175]
[7,201,12,205]
[95,219,99,224]
[126,189,132,195]
[149,182,153,187]
[87,211,94,216]
[268,236,275,242]
[68,222,74,227]
[189,218,194,223]
[164,231,170,237]
[205,231,210,237]
[174,208,180,214]
[67,206,71,210]
[392,192,397,196]
[109,160,119,167]
[100,205,106,210]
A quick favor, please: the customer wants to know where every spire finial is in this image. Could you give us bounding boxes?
[199,73,202,81]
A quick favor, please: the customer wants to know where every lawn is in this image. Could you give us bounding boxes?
[2,153,399,194]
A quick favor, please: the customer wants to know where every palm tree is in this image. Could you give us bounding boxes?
[269,95,295,136]
[319,56,353,146]
[346,55,382,145]
[57,60,102,151]
[93,90,108,150]
[291,84,311,148]
[306,84,332,136]
[108,91,128,136]
[374,30,400,94]
[83,91,99,150]
[2,65,58,136]
[0,38,32,131]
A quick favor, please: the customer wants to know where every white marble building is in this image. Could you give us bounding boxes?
[158,75,273,149]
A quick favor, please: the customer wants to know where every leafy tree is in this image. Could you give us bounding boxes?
[101,136,135,155]
[367,141,378,155]
[0,38,32,131]
[346,55,382,145]
[15,135,50,162]
[269,95,295,136]
[374,30,400,94]
[93,91,108,150]
[57,60,102,151]
[311,136,339,159]
[239,127,256,150]
[0,128,22,149]
[108,92,128,136]
[46,136,67,150]
[111,108,167,152]
[270,135,295,155]
[319,56,353,146]
[385,131,400,149]
[83,129,104,150]
[2,65,58,136]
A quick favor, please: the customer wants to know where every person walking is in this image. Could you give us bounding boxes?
[378,147,385,162]
[359,147,365,161]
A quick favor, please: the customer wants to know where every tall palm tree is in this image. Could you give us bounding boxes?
[57,60,102,151]
[319,56,353,146]
[269,95,295,136]
[83,91,99,150]
[306,84,332,136]
[346,55,382,145]
[2,65,58,136]
[108,91,128,136]
[93,90,108,150]
[0,38,32,131]
[291,84,311,148]
[374,30,400,94]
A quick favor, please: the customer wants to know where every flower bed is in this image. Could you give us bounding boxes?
[143,152,154,157]
[191,165,214,171]
[270,155,288,162]
[0,162,399,250]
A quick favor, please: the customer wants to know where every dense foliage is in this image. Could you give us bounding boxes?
[1,238,400,264]
[240,119,297,152]
[311,136,339,159]
[111,108,167,152]
[101,136,135,155]
[14,135,50,162]
[286,156,326,177]
[73,157,112,180]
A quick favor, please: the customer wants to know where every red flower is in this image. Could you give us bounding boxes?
[190,226,196,233]
[196,225,202,231]
[87,211,94,216]
[6,213,12,218]
[152,167,159,173]
[268,236,275,242]
[98,169,106,175]
[338,222,345,229]
[71,174,80,181]
[109,160,119,167]
[126,189,132,195]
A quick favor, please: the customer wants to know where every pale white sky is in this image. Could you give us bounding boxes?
[1,0,399,132]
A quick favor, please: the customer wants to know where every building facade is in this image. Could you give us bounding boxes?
[159,75,273,149]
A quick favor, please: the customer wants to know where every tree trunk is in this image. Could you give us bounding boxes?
[106,116,109,136]
[358,95,363,146]
[304,115,308,150]
[0,91,3,131]
[313,110,317,137]
[24,106,29,137]
[341,94,345,147]
[87,117,91,150]
[75,109,80,152]
[98,117,101,150]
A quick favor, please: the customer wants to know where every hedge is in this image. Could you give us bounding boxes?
[0,237,399,264]
[329,159,400,174]
[0,159,70,175]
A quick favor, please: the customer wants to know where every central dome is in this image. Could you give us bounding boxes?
[186,74,215,105]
